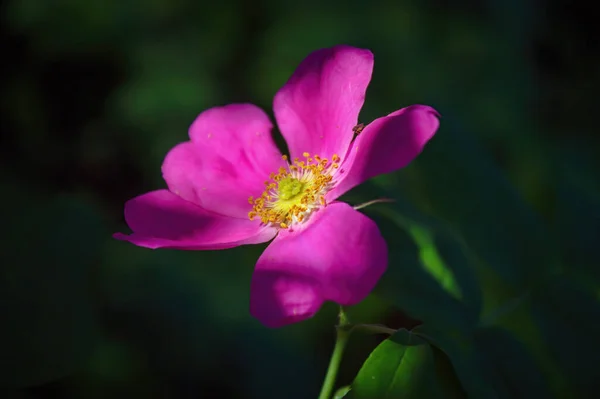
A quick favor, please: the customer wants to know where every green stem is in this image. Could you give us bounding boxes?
[318,308,351,399]
[350,323,397,335]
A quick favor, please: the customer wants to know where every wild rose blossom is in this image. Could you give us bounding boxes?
[115,45,439,328]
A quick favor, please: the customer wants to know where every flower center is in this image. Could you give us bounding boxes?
[248,152,340,229]
[278,177,304,200]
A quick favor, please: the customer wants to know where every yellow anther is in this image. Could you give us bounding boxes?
[247,152,342,229]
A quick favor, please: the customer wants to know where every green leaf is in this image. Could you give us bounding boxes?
[414,325,501,398]
[347,329,465,399]
[431,229,482,316]
[347,182,482,319]
[415,308,557,397]
[408,224,462,302]
[333,386,351,398]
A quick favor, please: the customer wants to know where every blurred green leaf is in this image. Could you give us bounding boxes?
[374,120,563,370]
[361,199,478,332]
[432,230,482,317]
[408,224,462,301]
[334,385,351,398]
[386,120,556,291]
[347,329,464,399]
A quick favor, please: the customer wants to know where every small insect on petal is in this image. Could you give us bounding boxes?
[352,123,365,135]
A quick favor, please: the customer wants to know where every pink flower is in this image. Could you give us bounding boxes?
[114,45,440,328]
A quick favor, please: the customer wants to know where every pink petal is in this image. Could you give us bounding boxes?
[162,104,286,219]
[250,202,387,328]
[273,45,373,160]
[328,105,440,200]
[114,190,277,250]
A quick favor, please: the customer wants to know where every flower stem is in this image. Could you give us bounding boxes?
[350,323,397,335]
[318,307,351,399]
[353,198,395,210]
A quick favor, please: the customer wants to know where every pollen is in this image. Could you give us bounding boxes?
[248,153,341,229]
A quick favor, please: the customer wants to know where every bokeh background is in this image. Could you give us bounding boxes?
[2,0,599,398]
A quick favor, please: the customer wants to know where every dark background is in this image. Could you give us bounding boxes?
[2,0,599,398]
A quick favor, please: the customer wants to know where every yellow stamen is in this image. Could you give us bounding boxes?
[248,152,341,229]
